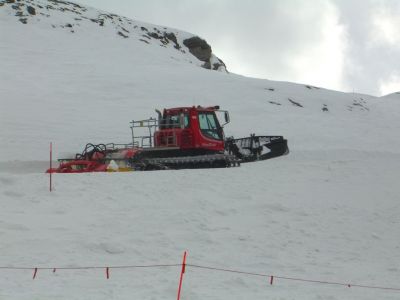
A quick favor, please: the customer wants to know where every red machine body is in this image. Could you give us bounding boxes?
[47,105,288,173]
[51,160,107,173]
[153,106,226,154]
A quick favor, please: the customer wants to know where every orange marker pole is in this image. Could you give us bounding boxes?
[177,251,187,300]
[50,142,52,192]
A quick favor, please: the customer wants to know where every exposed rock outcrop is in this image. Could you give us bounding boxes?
[27,5,36,15]
[183,36,227,72]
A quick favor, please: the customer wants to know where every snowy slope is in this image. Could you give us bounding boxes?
[1,0,399,164]
[1,1,400,300]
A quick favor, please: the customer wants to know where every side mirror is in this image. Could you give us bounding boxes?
[224,111,230,124]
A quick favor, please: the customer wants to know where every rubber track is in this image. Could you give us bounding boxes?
[143,154,241,170]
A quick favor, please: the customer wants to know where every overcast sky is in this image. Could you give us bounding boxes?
[77,0,400,96]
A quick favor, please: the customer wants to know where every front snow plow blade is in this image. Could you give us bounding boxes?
[225,134,289,162]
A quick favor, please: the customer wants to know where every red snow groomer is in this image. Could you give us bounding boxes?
[47,106,288,173]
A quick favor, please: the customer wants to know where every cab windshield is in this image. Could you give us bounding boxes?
[198,112,223,140]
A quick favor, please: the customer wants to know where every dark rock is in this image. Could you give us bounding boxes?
[183,36,227,71]
[19,17,27,24]
[202,61,211,69]
[165,32,180,49]
[322,104,328,112]
[117,31,128,38]
[183,36,208,49]
[148,32,160,39]
[165,32,177,43]
[65,23,72,27]
[140,26,148,31]
[288,98,303,107]
[305,85,320,90]
[6,0,16,3]
[266,88,275,91]
[146,31,181,49]
[139,39,149,44]
[351,100,369,111]
[183,36,212,62]
[212,63,221,70]
[212,58,227,71]
[121,27,129,33]
[269,101,281,106]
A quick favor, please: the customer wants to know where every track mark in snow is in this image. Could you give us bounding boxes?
[3,222,30,232]
[0,176,17,185]
[3,190,25,197]
[264,203,291,213]
[100,242,126,254]
[86,242,126,255]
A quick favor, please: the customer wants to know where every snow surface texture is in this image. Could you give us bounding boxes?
[1,0,400,299]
